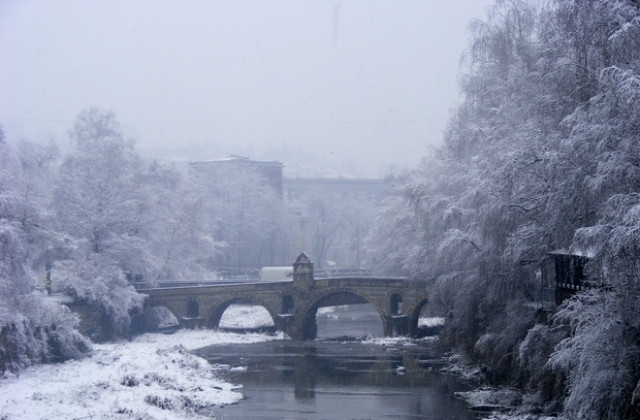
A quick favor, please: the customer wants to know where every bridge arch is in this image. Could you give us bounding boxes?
[282,294,295,314]
[142,303,180,331]
[298,289,386,340]
[186,299,199,318]
[408,296,431,337]
[389,293,403,315]
[206,296,278,329]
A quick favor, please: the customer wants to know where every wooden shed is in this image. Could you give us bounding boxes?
[548,249,592,305]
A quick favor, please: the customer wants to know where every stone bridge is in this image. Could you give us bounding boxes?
[140,253,431,340]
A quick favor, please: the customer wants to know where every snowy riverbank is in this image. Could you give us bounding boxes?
[0,306,557,420]
[455,387,560,420]
[443,354,566,420]
[0,329,284,420]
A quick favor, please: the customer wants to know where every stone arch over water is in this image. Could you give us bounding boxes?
[408,297,430,337]
[207,296,278,329]
[142,304,180,331]
[299,289,386,340]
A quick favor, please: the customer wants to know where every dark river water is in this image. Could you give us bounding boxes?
[195,305,475,420]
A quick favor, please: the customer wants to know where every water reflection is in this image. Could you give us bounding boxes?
[196,339,474,420]
[316,304,383,339]
[294,349,316,399]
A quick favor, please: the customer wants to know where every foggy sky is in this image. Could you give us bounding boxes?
[1,0,494,178]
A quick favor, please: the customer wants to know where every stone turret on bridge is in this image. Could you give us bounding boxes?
[141,254,431,340]
[293,252,314,289]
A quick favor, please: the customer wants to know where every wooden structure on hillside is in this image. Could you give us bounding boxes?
[549,249,591,304]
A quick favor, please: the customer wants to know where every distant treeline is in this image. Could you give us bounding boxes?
[0,103,378,373]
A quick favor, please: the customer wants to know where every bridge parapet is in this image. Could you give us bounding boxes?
[315,276,415,288]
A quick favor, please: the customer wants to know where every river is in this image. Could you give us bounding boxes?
[195,304,475,419]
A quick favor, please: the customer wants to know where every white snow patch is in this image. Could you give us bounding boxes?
[147,305,180,328]
[361,336,416,346]
[219,304,274,328]
[439,353,483,382]
[418,316,445,327]
[455,386,521,411]
[0,329,282,420]
[481,414,561,420]
[455,387,560,420]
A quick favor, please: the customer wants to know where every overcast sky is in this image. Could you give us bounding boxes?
[1,0,494,178]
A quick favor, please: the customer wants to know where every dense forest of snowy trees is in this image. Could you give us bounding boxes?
[0,104,379,374]
[0,108,294,371]
[366,0,640,417]
[0,128,90,372]
[0,102,377,373]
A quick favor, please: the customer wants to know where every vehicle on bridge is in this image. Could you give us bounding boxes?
[259,266,293,282]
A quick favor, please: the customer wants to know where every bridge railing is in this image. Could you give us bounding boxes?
[314,268,372,278]
[134,274,415,290]
[134,279,258,290]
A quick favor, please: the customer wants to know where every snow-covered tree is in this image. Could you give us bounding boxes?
[190,163,286,270]
[366,0,640,415]
[142,160,221,282]
[52,108,147,340]
[0,127,89,373]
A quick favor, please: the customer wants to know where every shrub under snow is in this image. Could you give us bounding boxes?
[0,329,282,419]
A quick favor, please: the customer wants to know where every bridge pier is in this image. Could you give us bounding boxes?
[385,314,409,336]
[180,317,205,329]
[275,313,295,334]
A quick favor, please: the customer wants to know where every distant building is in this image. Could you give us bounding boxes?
[189,156,284,198]
[188,155,389,269]
[283,177,388,202]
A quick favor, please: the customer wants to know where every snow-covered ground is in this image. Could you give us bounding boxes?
[481,415,561,420]
[0,329,283,420]
[455,387,563,420]
[449,363,566,420]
